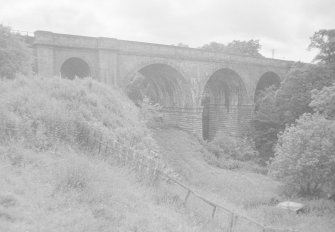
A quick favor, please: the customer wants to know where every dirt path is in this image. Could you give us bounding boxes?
[153,128,280,210]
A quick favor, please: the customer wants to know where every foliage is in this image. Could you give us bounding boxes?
[140,97,163,128]
[125,73,145,106]
[0,25,31,79]
[269,113,335,197]
[176,43,189,48]
[200,41,226,52]
[207,131,259,162]
[251,63,335,162]
[310,82,335,119]
[200,39,263,57]
[275,63,334,125]
[309,29,335,65]
[0,76,157,154]
[251,86,281,164]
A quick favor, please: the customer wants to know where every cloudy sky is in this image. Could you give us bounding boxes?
[0,0,333,62]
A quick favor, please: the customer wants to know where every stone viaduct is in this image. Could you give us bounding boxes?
[33,31,293,140]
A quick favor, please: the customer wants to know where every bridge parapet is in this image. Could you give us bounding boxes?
[34,31,293,68]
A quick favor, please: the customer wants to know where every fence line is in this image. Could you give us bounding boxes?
[0,121,298,232]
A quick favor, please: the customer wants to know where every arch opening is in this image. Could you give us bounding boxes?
[60,57,91,79]
[254,72,281,105]
[126,63,185,108]
[202,69,246,141]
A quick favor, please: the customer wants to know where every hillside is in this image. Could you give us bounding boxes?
[0,77,220,232]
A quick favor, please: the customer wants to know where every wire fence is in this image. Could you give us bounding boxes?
[0,121,298,232]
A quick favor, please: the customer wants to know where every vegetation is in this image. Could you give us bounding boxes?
[310,83,335,119]
[269,113,335,197]
[308,29,335,65]
[251,63,335,162]
[0,25,31,79]
[0,76,223,232]
[265,30,335,198]
[206,132,263,172]
[200,39,263,57]
[0,76,157,154]
[154,128,335,232]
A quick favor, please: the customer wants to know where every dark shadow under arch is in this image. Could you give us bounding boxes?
[60,57,91,79]
[126,63,185,107]
[254,71,281,104]
[202,69,247,141]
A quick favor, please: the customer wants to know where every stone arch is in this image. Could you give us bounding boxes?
[60,57,91,79]
[254,71,281,103]
[201,68,247,140]
[126,63,187,108]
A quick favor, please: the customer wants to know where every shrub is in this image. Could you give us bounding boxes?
[139,97,163,128]
[205,132,261,172]
[207,132,259,162]
[269,113,335,197]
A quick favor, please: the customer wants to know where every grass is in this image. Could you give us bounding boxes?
[0,76,222,232]
[153,127,335,232]
[0,145,223,232]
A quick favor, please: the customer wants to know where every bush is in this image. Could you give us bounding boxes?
[205,132,261,171]
[269,113,335,197]
[139,97,163,128]
[207,132,259,162]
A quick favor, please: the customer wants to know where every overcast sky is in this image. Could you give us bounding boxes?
[1,0,334,62]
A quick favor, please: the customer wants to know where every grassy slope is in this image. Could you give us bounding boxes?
[0,146,221,232]
[0,77,220,232]
[153,128,335,232]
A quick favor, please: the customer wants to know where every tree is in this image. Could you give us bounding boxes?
[225,40,263,57]
[275,63,334,125]
[0,25,31,79]
[309,29,335,65]
[269,113,335,197]
[251,86,281,164]
[310,82,335,119]
[175,43,189,48]
[200,39,263,57]
[251,63,335,162]
[200,41,226,52]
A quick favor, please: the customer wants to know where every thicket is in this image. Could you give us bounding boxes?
[205,132,264,172]
[269,82,335,197]
[251,63,335,163]
[269,113,335,197]
[251,29,335,164]
[0,76,158,157]
[0,25,32,79]
[250,30,335,198]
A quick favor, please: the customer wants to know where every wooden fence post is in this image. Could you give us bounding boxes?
[228,212,235,232]
[184,190,191,204]
[211,205,217,219]
[98,134,102,154]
